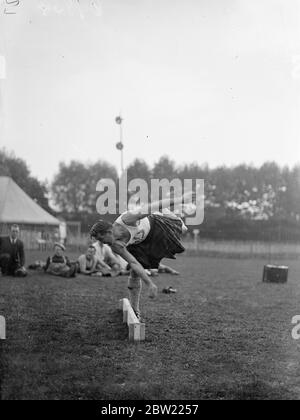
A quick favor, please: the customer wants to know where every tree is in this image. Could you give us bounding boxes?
[0,149,51,212]
[177,162,208,182]
[281,165,300,221]
[152,156,177,180]
[126,159,151,182]
[52,160,118,215]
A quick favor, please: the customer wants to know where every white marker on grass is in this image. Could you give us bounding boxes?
[0,316,6,340]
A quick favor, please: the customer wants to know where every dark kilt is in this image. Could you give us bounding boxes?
[127,214,185,269]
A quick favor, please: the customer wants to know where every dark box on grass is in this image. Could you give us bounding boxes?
[263,265,289,283]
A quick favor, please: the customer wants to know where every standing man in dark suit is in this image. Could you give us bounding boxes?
[0,225,27,277]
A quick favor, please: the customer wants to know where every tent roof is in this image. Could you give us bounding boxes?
[0,176,60,226]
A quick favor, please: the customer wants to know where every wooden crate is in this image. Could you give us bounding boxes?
[263,265,288,283]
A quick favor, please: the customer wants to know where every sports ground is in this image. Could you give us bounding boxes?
[1,251,300,400]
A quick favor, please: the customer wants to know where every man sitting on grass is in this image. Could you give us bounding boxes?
[77,245,113,276]
[77,245,100,275]
[44,243,76,278]
[0,224,27,277]
[92,238,121,277]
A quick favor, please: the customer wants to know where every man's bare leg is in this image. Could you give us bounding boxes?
[158,264,180,275]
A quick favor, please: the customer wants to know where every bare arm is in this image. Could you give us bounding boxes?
[112,242,152,287]
[96,259,111,270]
[104,245,121,269]
[122,191,193,225]
[78,256,92,275]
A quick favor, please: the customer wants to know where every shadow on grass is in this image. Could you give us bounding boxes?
[203,381,298,400]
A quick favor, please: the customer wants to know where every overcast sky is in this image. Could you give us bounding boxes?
[0,0,300,182]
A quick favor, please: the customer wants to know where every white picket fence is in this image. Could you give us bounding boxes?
[184,238,300,258]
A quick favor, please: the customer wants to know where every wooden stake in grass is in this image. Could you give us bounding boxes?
[0,316,5,340]
[119,299,145,342]
[0,315,5,401]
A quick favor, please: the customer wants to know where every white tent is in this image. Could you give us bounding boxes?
[0,176,60,247]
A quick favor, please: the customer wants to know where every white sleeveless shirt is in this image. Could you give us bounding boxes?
[114,213,151,245]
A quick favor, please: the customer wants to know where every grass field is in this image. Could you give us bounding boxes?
[1,250,300,400]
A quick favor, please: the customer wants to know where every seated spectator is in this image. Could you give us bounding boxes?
[0,224,27,277]
[44,243,76,278]
[92,239,121,277]
[77,245,108,276]
[78,245,98,275]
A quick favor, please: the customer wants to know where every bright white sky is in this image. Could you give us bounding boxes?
[0,0,300,182]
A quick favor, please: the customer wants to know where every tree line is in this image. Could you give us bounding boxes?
[1,150,300,241]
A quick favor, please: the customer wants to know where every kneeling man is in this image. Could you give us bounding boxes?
[0,224,27,277]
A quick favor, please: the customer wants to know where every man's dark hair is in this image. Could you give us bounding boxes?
[90,220,112,238]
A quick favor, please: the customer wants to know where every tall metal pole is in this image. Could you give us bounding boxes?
[0,56,6,146]
[115,115,124,175]
[120,121,124,174]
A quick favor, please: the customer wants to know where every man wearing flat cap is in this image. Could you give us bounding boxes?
[43,242,76,277]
